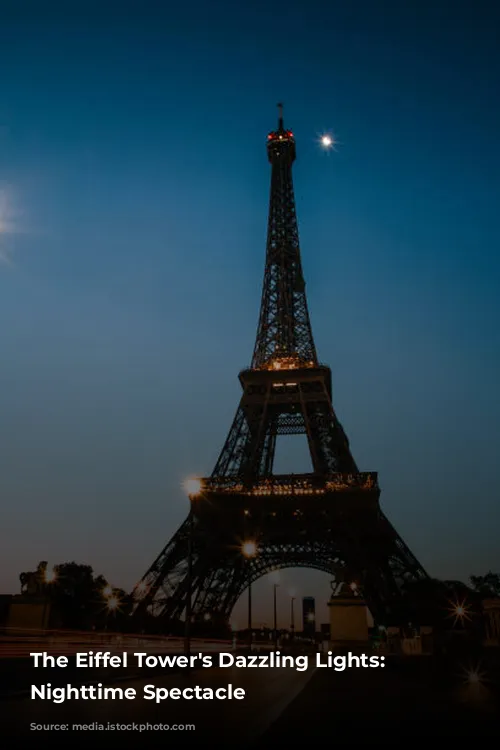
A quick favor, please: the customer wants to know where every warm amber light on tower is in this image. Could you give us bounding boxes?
[183,478,202,496]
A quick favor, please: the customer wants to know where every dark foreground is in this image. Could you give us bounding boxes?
[2,651,499,745]
[263,654,499,743]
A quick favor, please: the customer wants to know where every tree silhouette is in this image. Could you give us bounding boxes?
[470,571,500,597]
[30,560,132,630]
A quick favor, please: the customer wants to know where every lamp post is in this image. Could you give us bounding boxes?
[241,541,258,650]
[273,583,280,648]
[306,611,315,643]
[183,478,202,660]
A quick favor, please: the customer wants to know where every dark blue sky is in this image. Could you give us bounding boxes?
[1,1,499,625]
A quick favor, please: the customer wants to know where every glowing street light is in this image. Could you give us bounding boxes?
[44,568,57,584]
[183,476,203,660]
[289,590,296,638]
[241,540,258,558]
[467,669,481,685]
[183,478,202,496]
[447,597,472,626]
[102,584,113,598]
[107,596,119,612]
[242,541,258,648]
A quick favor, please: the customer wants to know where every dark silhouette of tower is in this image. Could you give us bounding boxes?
[132,105,428,628]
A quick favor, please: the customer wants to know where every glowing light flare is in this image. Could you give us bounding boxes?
[466,669,481,684]
[241,540,258,558]
[106,595,120,612]
[183,478,202,496]
[44,568,57,584]
[102,585,113,598]
[460,662,488,690]
[447,598,472,626]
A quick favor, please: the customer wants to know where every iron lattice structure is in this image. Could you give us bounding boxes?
[132,105,428,628]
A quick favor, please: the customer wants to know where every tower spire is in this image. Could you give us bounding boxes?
[252,107,317,369]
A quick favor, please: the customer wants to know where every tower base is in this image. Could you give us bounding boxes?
[328,585,369,649]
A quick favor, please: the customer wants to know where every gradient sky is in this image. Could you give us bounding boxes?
[1,1,499,627]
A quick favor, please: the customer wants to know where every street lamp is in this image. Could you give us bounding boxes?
[273,583,280,648]
[289,590,296,640]
[183,477,202,659]
[241,540,258,649]
[242,541,257,558]
[44,568,57,584]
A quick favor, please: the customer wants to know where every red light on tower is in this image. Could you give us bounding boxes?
[288,131,293,137]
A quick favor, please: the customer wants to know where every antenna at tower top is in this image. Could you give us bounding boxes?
[277,102,284,129]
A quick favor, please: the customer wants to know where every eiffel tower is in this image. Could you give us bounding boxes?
[132,105,428,628]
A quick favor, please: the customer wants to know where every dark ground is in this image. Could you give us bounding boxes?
[1,649,498,745]
[261,653,499,743]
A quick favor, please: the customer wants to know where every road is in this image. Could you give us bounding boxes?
[0,632,234,659]
[2,662,316,747]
